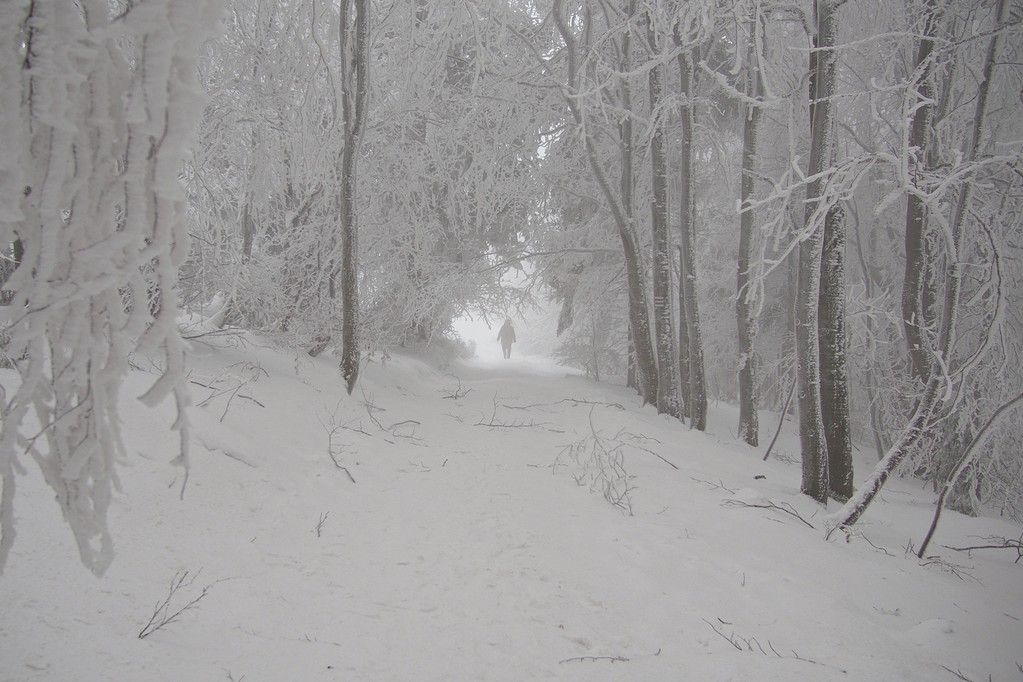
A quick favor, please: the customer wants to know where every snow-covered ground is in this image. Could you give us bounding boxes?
[1,334,1021,681]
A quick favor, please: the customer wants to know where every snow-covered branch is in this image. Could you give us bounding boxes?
[0,0,222,575]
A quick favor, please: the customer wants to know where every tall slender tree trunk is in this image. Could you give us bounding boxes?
[648,15,682,419]
[736,19,762,446]
[810,0,853,499]
[627,322,638,391]
[677,246,691,418]
[819,202,854,499]
[339,0,370,394]
[676,48,707,430]
[797,0,842,504]
[902,0,939,383]
[617,3,658,404]
[240,52,261,265]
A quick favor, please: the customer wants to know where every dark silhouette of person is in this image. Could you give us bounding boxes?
[497,319,516,359]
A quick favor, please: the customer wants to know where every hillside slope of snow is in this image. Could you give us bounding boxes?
[1,336,1021,681]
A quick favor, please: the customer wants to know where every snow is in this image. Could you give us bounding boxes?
[2,336,1021,681]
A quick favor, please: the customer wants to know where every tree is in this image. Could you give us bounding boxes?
[363,1,546,347]
[184,0,340,344]
[796,0,843,503]
[812,8,853,501]
[901,0,939,383]
[736,7,763,447]
[552,0,659,406]
[673,13,708,431]
[647,8,683,419]
[338,0,370,394]
[829,0,1016,528]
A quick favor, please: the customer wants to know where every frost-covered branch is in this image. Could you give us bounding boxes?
[0,0,221,575]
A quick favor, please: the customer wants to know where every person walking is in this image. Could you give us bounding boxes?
[497,319,516,359]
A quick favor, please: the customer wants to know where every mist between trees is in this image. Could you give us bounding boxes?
[1,0,1021,573]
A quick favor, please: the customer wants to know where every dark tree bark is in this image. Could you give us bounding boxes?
[796,0,842,504]
[819,203,854,500]
[616,2,658,404]
[736,19,762,447]
[627,322,638,392]
[339,0,370,394]
[901,0,939,383]
[808,0,853,499]
[677,246,691,417]
[648,14,682,419]
[675,47,707,431]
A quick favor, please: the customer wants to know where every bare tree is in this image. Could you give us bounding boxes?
[673,28,708,431]
[901,0,940,383]
[829,0,1013,528]
[813,10,853,502]
[647,9,683,419]
[796,0,843,503]
[736,8,763,446]
[338,0,370,394]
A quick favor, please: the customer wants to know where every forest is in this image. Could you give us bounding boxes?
[2,0,1023,576]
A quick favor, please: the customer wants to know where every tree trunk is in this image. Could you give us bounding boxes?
[736,21,761,446]
[677,246,691,419]
[797,0,842,504]
[339,0,370,394]
[627,322,638,391]
[648,15,682,419]
[617,3,658,404]
[819,203,854,500]
[827,374,943,530]
[901,0,939,383]
[812,3,853,499]
[676,48,707,431]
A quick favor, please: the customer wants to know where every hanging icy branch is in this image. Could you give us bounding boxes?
[0,0,222,575]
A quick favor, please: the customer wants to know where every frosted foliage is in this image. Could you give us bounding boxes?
[0,0,222,575]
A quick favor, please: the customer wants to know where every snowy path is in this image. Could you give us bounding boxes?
[2,342,1022,681]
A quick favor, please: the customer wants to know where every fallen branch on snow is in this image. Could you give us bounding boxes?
[476,393,557,430]
[940,533,1023,564]
[552,408,635,515]
[691,477,736,494]
[702,618,847,673]
[721,498,815,529]
[315,511,329,537]
[138,569,227,639]
[319,403,357,483]
[439,375,473,400]
[559,655,629,664]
